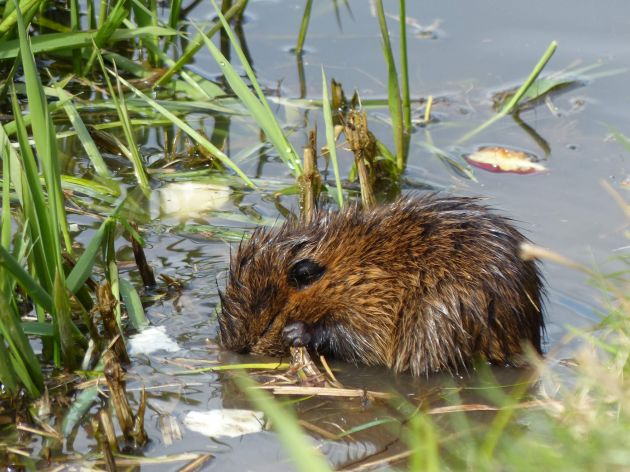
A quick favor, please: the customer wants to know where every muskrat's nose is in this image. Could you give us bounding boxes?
[282,321,312,347]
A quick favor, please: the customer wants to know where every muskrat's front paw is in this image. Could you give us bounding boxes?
[282,322,312,347]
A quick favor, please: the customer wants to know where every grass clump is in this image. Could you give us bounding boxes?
[0,2,151,399]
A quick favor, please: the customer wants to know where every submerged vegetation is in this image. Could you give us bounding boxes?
[0,0,627,469]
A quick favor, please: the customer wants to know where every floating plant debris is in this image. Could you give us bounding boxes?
[184,409,265,438]
[153,182,231,219]
[464,146,546,174]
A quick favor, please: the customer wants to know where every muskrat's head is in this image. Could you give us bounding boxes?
[218,221,330,357]
[217,209,398,363]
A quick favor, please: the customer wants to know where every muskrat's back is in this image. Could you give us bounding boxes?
[218,195,544,375]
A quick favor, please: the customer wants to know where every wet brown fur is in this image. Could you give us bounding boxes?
[218,195,545,376]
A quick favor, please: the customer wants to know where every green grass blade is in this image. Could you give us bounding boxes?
[21,321,54,337]
[11,88,56,293]
[82,0,129,74]
[0,330,18,394]
[611,128,630,155]
[0,284,43,395]
[206,0,303,169]
[235,374,332,472]
[195,18,302,175]
[117,18,225,102]
[321,68,344,207]
[479,403,518,463]
[408,413,440,472]
[1,141,11,252]
[69,0,80,73]
[111,72,256,189]
[155,0,247,87]
[66,218,114,294]
[336,417,398,438]
[375,0,404,171]
[0,27,177,60]
[399,0,411,134]
[0,174,19,393]
[55,86,116,183]
[130,0,159,65]
[0,245,54,315]
[14,0,71,256]
[119,278,148,330]
[166,0,183,34]
[295,0,313,55]
[95,50,151,195]
[3,85,73,137]
[0,124,23,202]
[0,0,41,36]
[53,270,80,369]
[457,40,558,144]
[499,40,559,114]
[209,1,276,120]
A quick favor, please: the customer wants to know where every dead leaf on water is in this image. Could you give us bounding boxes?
[464,146,546,174]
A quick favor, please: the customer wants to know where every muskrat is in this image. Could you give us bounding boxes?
[218,195,545,376]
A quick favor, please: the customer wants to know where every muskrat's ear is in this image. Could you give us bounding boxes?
[288,259,326,289]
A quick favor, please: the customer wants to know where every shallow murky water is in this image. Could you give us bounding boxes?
[10,0,630,469]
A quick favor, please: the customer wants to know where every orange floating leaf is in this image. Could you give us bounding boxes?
[464,146,546,174]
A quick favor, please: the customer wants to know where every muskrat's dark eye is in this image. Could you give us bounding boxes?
[288,259,326,289]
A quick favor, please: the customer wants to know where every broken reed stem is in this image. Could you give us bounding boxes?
[97,282,130,364]
[104,351,133,437]
[103,350,149,446]
[100,435,116,472]
[258,385,394,401]
[299,129,321,224]
[519,243,593,276]
[424,95,433,124]
[330,78,346,111]
[99,410,119,453]
[289,346,327,387]
[131,224,156,287]
[602,179,630,220]
[179,454,214,472]
[356,155,375,209]
[131,388,148,445]
[344,111,376,209]
[98,410,118,471]
[520,240,630,312]
[319,355,342,388]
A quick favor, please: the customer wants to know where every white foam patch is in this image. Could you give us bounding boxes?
[128,326,180,355]
[184,409,265,438]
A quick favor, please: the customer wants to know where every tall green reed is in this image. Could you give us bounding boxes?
[295,0,314,56]
[375,0,409,172]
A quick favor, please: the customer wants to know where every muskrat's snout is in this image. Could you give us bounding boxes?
[282,321,312,348]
